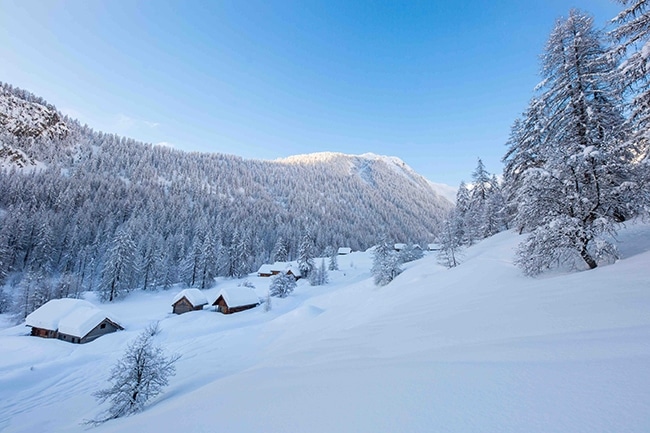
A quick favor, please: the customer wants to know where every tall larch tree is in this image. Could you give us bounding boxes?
[506,9,637,275]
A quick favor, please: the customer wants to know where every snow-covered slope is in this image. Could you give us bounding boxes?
[2,222,650,433]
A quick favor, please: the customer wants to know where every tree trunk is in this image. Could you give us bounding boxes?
[579,245,598,270]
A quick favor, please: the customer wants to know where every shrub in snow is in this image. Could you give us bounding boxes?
[269,273,296,298]
[91,329,180,424]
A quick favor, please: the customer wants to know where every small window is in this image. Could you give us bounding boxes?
[100,323,106,329]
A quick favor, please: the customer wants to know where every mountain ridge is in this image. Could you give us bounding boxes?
[0,82,453,295]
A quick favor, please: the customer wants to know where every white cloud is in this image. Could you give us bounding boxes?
[115,114,160,130]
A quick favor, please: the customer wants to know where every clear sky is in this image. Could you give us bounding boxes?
[0,0,622,186]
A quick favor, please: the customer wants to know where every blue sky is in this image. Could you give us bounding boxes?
[0,0,621,186]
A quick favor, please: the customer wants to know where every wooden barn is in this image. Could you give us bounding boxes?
[171,288,209,314]
[25,299,123,344]
[212,287,260,314]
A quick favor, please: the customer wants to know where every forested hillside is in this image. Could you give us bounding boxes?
[0,82,452,314]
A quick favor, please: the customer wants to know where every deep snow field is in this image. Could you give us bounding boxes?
[1,222,650,433]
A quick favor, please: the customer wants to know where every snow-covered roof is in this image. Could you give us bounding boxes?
[25,298,122,338]
[58,307,122,338]
[428,243,441,250]
[394,243,407,250]
[25,298,95,331]
[258,262,302,277]
[338,247,352,255]
[214,287,260,308]
[257,264,275,274]
[172,289,209,307]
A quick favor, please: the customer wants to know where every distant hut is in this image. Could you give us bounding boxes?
[25,298,123,344]
[337,247,352,255]
[427,243,441,251]
[394,243,407,252]
[212,287,260,314]
[172,289,209,314]
[257,262,302,280]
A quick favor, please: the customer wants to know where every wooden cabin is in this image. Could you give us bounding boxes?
[257,262,302,279]
[212,287,260,314]
[171,288,209,314]
[337,247,352,255]
[25,299,123,344]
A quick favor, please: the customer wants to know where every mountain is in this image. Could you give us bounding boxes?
[1,220,649,432]
[0,82,452,298]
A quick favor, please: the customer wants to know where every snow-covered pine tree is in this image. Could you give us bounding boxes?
[610,1,650,154]
[325,246,339,271]
[309,258,329,286]
[269,272,296,298]
[371,235,402,286]
[98,227,136,302]
[91,328,179,424]
[610,0,650,210]
[272,237,288,263]
[437,218,462,268]
[454,181,471,244]
[198,233,219,289]
[506,10,637,275]
[297,232,315,279]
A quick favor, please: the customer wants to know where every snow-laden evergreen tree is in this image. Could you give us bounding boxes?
[610,1,650,155]
[198,233,219,289]
[91,327,179,424]
[272,237,288,263]
[297,232,315,279]
[437,219,462,268]
[465,159,505,241]
[325,246,339,271]
[371,235,402,286]
[98,227,136,301]
[454,182,471,244]
[610,0,650,210]
[269,272,296,298]
[309,258,329,286]
[505,10,638,275]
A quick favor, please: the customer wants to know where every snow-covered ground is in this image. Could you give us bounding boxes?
[2,222,650,433]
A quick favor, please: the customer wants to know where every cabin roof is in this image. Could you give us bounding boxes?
[58,307,123,338]
[338,247,352,254]
[25,298,122,338]
[258,262,302,277]
[213,287,259,308]
[172,289,209,307]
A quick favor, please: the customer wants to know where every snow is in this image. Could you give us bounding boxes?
[58,307,121,339]
[171,289,208,307]
[25,298,95,331]
[216,287,260,308]
[2,222,650,432]
[337,247,352,255]
[25,298,122,339]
